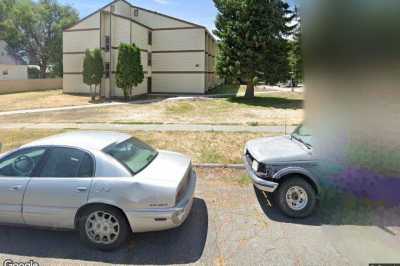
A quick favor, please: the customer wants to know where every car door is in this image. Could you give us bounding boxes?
[22,147,94,229]
[0,147,47,224]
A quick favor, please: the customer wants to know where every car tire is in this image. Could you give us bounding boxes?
[273,177,317,218]
[78,205,130,251]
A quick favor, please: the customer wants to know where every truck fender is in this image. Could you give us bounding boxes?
[272,166,321,194]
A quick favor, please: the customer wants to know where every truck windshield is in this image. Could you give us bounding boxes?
[104,137,158,174]
[292,124,312,148]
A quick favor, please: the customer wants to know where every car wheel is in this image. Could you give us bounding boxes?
[273,177,317,218]
[78,205,130,251]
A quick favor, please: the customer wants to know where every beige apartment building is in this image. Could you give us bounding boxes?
[63,0,217,98]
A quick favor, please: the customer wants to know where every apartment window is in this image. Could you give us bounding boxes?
[134,8,139,17]
[110,5,115,12]
[148,31,152,45]
[105,36,111,52]
[104,63,110,78]
[2,70,8,75]
[147,77,152,93]
[148,52,152,66]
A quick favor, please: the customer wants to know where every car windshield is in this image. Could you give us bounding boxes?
[291,124,312,148]
[104,137,158,175]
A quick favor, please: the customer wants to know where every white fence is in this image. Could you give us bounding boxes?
[0,79,62,94]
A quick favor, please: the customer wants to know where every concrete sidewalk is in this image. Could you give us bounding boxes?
[0,123,296,133]
[0,99,161,117]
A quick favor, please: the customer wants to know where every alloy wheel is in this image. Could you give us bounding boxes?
[85,211,120,245]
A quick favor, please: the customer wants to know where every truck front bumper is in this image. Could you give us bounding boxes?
[243,155,279,193]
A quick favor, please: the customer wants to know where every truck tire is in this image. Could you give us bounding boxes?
[274,177,317,218]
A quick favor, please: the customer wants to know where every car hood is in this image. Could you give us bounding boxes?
[136,150,191,186]
[246,135,313,164]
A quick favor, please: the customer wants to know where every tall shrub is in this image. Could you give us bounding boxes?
[82,49,104,101]
[116,43,144,100]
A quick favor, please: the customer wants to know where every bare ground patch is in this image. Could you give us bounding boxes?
[0,90,92,112]
[0,92,304,126]
[0,129,275,164]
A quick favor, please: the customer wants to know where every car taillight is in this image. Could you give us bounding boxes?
[176,165,191,204]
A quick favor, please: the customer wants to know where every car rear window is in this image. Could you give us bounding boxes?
[103,137,158,175]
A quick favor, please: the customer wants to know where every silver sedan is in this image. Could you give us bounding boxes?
[0,131,196,250]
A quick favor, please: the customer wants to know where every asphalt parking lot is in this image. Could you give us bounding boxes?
[0,168,399,266]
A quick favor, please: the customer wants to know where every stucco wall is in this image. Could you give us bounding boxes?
[63,54,85,73]
[132,23,150,51]
[151,28,206,93]
[112,16,131,45]
[152,73,205,94]
[153,28,205,51]
[132,7,192,29]
[113,0,131,18]
[68,13,100,31]
[0,79,62,94]
[0,65,28,80]
[62,74,89,94]
[63,30,100,52]
[152,52,204,72]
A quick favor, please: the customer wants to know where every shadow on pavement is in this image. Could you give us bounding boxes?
[254,187,322,226]
[228,96,303,109]
[0,198,208,265]
[254,186,400,231]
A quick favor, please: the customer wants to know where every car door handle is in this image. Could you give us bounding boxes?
[9,185,23,191]
[76,187,88,192]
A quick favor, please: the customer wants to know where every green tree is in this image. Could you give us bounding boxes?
[0,0,15,25]
[214,0,295,97]
[83,49,104,101]
[116,43,144,101]
[0,0,78,78]
[288,32,303,88]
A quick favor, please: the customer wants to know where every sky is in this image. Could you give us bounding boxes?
[57,0,297,34]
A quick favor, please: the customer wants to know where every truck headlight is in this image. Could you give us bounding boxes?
[259,163,274,178]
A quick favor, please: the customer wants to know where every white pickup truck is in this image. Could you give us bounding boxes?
[244,124,320,218]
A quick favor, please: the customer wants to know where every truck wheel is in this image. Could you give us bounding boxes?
[78,205,130,251]
[274,177,317,218]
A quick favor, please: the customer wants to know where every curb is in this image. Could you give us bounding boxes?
[193,163,245,169]
[0,123,295,133]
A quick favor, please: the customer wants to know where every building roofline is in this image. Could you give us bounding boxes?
[120,0,202,28]
[63,0,216,41]
[63,0,119,32]
[123,0,216,41]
